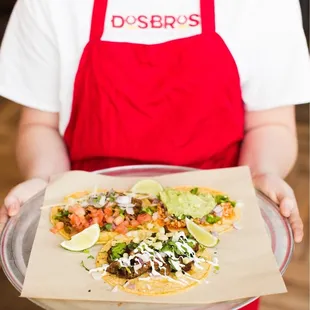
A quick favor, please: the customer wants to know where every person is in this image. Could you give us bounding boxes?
[0,0,310,308]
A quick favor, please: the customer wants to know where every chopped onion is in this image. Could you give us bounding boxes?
[111,286,118,293]
[91,272,103,281]
[213,205,223,213]
[140,253,150,262]
[212,257,219,265]
[118,203,135,208]
[80,201,88,207]
[152,212,159,221]
[133,237,140,244]
[212,231,219,238]
[116,196,131,205]
[235,201,244,208]
[99,196,106,206]
[233,222,243,230]
[159,227,165,235]
[215,210,223,217]
[134,262,142,272]
[126,206,135,215]
[124,282,135,289]
[146,223,154,230]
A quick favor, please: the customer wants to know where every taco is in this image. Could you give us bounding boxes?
[91,229,212,295]
[157,186,240,234]
[50,189,162,244]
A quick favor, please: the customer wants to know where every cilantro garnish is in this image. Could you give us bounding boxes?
[80,261,89,271]
[110,242,127,261]
[54,209,69,220]
[190,187,199,195]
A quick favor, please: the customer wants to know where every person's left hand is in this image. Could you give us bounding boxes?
[253,173,303,243]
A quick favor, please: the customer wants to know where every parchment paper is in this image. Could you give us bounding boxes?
[21,167,287,304]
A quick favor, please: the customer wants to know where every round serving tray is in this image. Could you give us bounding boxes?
[0,165,294,310]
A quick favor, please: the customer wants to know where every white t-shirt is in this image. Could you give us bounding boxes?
[0,0,310,135]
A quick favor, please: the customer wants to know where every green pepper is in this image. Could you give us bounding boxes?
[141,206,155,215]
[104,223,113,231]
[215,195,236,207]
[206,214,221,224]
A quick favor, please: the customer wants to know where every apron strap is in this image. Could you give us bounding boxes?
[89,0,109,41]
[200,0,216,33]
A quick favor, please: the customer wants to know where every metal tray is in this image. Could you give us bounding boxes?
[0,165,294,310]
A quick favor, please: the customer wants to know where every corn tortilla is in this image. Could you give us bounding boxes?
[96,236,212,296]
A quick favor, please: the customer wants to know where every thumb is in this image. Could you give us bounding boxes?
[4,195,21,217]
[279,196,295,218]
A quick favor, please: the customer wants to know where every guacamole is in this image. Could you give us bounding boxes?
[159,188,216,219]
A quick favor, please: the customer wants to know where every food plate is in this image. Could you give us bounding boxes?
[0,165,294,310]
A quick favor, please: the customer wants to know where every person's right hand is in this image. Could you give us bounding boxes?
[0,178,48,234]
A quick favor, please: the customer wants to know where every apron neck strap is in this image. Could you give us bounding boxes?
[90,0,108,41]
[89,0,216,41]
[200,0,216,33]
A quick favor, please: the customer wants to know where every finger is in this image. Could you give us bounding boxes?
[0,206,9,233]
[4,195,21,217]
[289,208,304,243]
[279,197,295,218]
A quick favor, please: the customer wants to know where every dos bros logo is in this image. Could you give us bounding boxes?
[110,14,201,29]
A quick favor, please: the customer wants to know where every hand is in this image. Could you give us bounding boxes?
[253,173,303,243]
[0,178,48,234]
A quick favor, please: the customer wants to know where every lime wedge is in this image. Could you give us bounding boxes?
[60,224,100,252]
[131,179,164,196]
[185,218,219,247]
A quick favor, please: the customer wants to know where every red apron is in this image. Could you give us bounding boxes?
[64,0,258,308]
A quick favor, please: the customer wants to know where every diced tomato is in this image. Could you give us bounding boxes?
[70,214,89,232]
[137,213,152,224]
[130,220,140,228]
[95,209,104,224]
[75,207,86,217]
[123,220,129,227]
[106,216,114,224]
[50,222,64,234]
[91,217,100,224]
[104,207,113,216]
[113,209,120,217]
[70,214,81,226]
[50,227,58,234]
[55,222,64,230]
[114,216,124,226]
[114,223,128,234]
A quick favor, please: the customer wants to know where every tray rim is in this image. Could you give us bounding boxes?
[0,164,294,310]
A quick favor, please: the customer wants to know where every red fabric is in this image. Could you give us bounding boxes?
[243,298,260,310]
[64,1,257,308]
[64,0,244,172]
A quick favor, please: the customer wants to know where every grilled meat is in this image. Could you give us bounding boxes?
[107,261,151,279]
[180,258,194,272]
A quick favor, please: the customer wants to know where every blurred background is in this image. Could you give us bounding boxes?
[0,1,309,310]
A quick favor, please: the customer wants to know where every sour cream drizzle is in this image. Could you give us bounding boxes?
[89,231,210,287]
